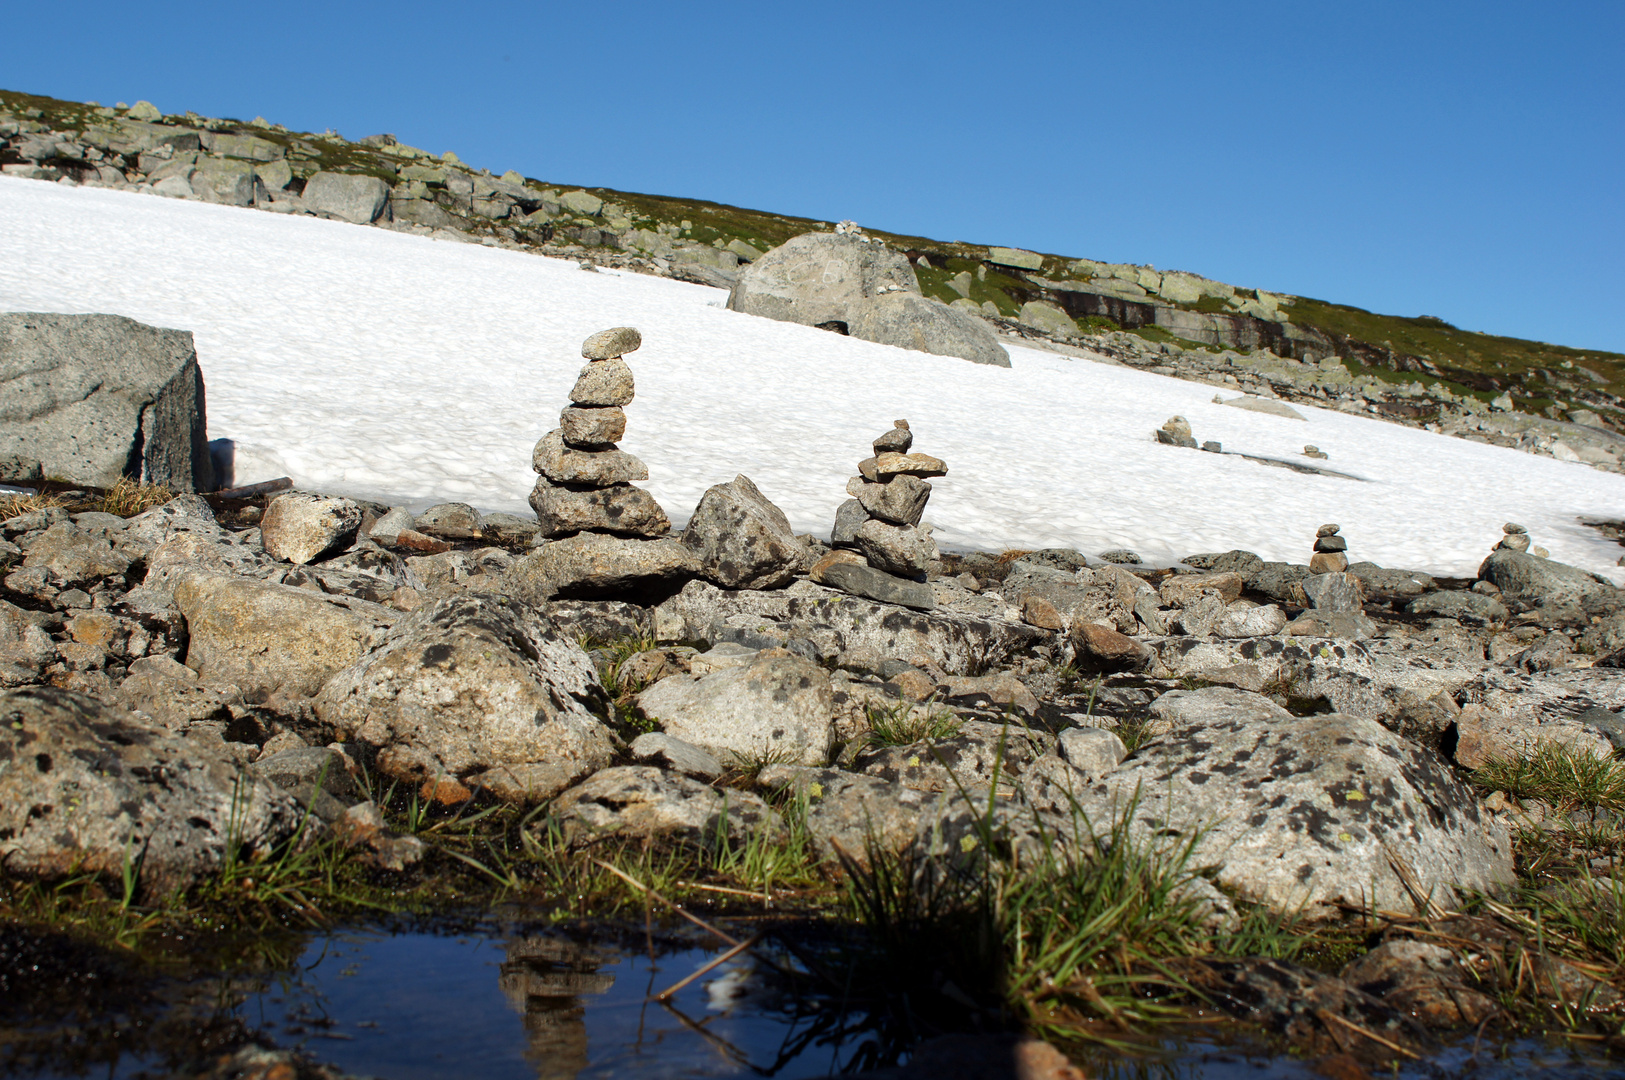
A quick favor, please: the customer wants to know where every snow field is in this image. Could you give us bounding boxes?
[3,175,1623,581]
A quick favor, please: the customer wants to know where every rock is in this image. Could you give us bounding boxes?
[1215,603,1288,638]
[634,649,834,767]
[548,765,782,848]
[504,531,697,602]
[557,189,603,215]
[1407,590,1508,626]
[758,764,931,864]
[830,498,867,547]
[873,451,948,479]
[1340,940,1498,1028]
[481,512,541,547]
[846,292,1011,367]
[1022,594,1065,630]
[855,519,936,578]
[1479,549,1615,608]
[726,231,918,329]
[0,599,57,686]
[260,492,362,564]
[114,654,242,729]
[581,326,641,360]
[0,312,213,492]
[873,421,913,454]
[1056,726,1127,776]
[987,247,1045,271]
[1309,551,1350,574]
[1285,610,1377,640]
[314,593,613,803]
[1087,709,1515,914]
[567,357,634,407]
[680,474,803,590]
[1148,686,1291,734]
[414,502,483,540]
[1156,416,1197,448]
[366,508,412,542]
[531,429,647,485]
[1250,561,1312,605]
[559,405,626,447]
[1314,535,1349,553]
[1183,549,1266,577]
[813,559,936,611]
[1072,621,1152,671]
[848,475,930,526]
[529,479,670,538]
[1016,300,1079,338]
[0,687,299,897]
[1223,397,1306,420]
[189,158,263,206]
[21,523,133,583]
[174,572,397,699]
[302,171,392,224]
[629,732,724,781]
[1302,572,1361,612]
[1161,572,1244,607]
[251,746,358,821]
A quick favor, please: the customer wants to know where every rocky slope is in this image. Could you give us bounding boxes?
[4,86,1624,476]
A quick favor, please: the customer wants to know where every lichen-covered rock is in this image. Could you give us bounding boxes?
[531,429,648,485]
[0,599,56,686]
[580,326,642,360]
[503,531,698,603]
[1083,710,1515,914]
[1478,549,1615,609]
[528,479,669,538]
[547,766,782,847]
[727,231,918,328]
[635,649,834,766]
[0,687,300,897]
[759,764,934,865]
[680,474,804,590]
[314,594,613,803]
[260,492,362,565]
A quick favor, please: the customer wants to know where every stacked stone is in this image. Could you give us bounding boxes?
[1495,522,1548,559]
[529,327,670,538]
[1310,523,1347,573]
[830,420,947,580]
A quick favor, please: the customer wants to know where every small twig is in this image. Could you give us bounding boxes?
[1316,1010,1423,1060]
[591,858,741,947]
[676,880,776,901]
[1383,843,1450,920]
[654,932,763,1002]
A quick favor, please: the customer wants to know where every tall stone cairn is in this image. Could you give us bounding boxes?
[1309,523,1348,573]
[830,420,946,580]
[529,327,670,538]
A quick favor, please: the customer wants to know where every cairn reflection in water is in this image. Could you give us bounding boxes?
[500,935,616,1079]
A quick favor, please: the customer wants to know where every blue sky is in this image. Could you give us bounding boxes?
[7,0,1621,352]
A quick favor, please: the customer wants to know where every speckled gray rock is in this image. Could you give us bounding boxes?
[314,593,613,803]
[1056,726,1127,776]
[726,231,918,329]
[414,502,483,540]
[1084,710,1515,914]
[559,406,626,447]
[580,326,641,360]
[302,171,391,224]
[629,732,724,781]
[567,358,634,407]
[1215,603,1289,638]
[680,474,804,590]
[531,429,648,485]
[549,766,783,848]
[830,498,867,548]
[855,519,936,578]
[529,479,669,538]
[261,492,362,565]
[1302,571,1361,613]
[846,292,1011,368]
[758,764,934,865]
[1478,549,1615,608]
[813,560,936,611]
[1147,686,1290,734]
[503,531,697,603]
[848,474,931,527]
[635,650,834,766]
[0,599,57,686]
[1406,590,1508,626]
[0,687,300,897]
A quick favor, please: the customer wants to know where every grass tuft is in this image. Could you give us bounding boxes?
[1471,742,1625,815]
[98,477,175,517]
[862,697,961,748]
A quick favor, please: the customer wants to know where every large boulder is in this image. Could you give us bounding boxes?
[1478,549,1616,609]
[680,474,804,590]
[1085,692,1515,914]
[846,293,1011,368]
[174,572,398,699]
[301,171,392,224]
[260,492,363,564]
[189,157,262,206]
[726,231,917,329]
[314,594,614,803]
[634,649,835,766]
[0,313,213,491]
[0,687,300,897]
[503,532,698,603]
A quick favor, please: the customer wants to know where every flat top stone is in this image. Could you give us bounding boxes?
[1317,524,1341,537]
[581,326,641,361]
[1503,522,1528,534]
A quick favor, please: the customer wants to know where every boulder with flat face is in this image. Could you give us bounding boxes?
[846,292,1011,367]
[727,231,918,329]
[681,474,805,589]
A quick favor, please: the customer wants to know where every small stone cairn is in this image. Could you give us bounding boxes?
[1309,523,1348,573]
[1496,522,1548,559]
[529,327,670,538]
[830,419,946,579]
[1156,416,1196,448]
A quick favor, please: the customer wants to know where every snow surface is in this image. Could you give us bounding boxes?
[3,175,1624,580]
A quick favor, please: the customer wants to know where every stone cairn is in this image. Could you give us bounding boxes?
[830,420,946,580]
[1495,522,1548,559]
[1310,523,1347,573]
[529,327,670,538]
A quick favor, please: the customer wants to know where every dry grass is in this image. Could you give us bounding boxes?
[0,490,67,521]
[98,478,175,517]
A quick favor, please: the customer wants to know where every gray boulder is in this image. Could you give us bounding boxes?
[680,474,804,590]
[568,358,635,407]
[531,429,647,485]
[548,766,782,848]
[847,293,1011,368]
[189,157,263,206]
[260,492,362,564]
[503,531,698,603]
[830,498,867,547]
[1056,726,1128,776]
[302,172,392,224]
[529,479,670,538]
[1478,549,1615,608]
[580,326,641,360]
[855,519,935,578]
[0,312,213,492]
[314,593,613,803]
[174,572,397,699]
[1303,572,1361,613]
[1407,590,1508,626]
[727,231,917,329]
[634,649,834,766]
[251,746,358,822]
[0,687,300,897]
[1087,708,1514,914]
[812,559,936,611]
[0,599,57,687]
[413,502,483,540]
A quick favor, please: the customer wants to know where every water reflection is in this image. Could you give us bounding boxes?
[499,936,615,1079]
